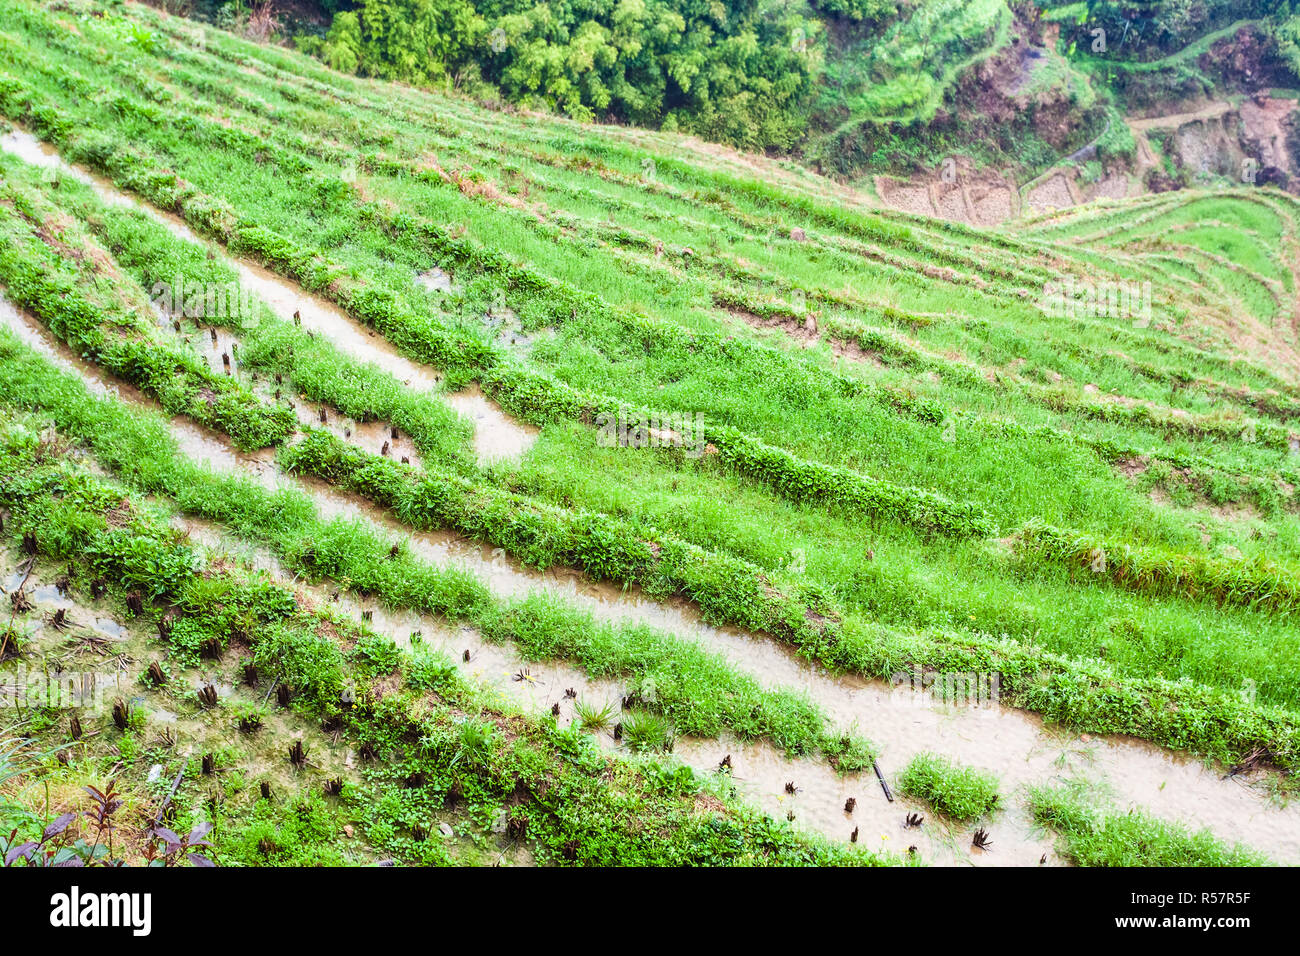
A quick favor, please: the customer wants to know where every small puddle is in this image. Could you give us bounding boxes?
[415,267,452,293]
[0,556,132,694]
[94,618,128,639]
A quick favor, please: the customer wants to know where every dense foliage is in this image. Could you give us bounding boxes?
[1,0,1299,869]
[182,0,1300,168]
[303,0,818,149]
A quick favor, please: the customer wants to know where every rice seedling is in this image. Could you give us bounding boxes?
[620,711,675,753]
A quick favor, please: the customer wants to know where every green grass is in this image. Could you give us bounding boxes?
[573,697,617,733]
[0,330,876,769]
[896,752,1001,822]
[0,0,1296,861]
[1029,785,1271,866]
[0,427,885,866]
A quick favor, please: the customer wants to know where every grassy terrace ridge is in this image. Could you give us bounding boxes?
[0,159,943,712]
[3,153,477,469]
[3,331,1300,774]
[2,163,1300,755]
[0,16,1289,509]
[0,329,878,772]
[0,429,881,867]
[0,0,1294,874]
[0,172,293,451]
[4,78,1298,518]
[0,64,1011,541]
[2,6,1300,444]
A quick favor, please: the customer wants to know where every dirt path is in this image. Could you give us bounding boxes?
[1130,100,1235,131]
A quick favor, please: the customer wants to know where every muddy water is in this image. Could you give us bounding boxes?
[443,385,537,463]
[5,134,1298,866]
[0,296,280,482]
[234,258,444,393]
[286,402,421,466]
[0,126,534,463]
[179,519,627,736]
[664,618,1300,866]
[0,556,134,704]
[229,261,533,464]
[416,267,452,293]
[1,129,133,209]
[146,304,425,467]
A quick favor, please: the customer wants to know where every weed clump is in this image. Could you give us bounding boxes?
[620,711,674,753]
[1030,786,1269,866]
[897,753,1000,822]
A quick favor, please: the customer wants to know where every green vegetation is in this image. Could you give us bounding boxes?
[0,421,882,866]
[287,0,816,150]
[0,0,1297,867]
[1030,784,1272,866]
[0,328,874,769]
[897,752,1001,821]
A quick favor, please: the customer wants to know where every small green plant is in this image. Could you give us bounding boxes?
[621,710,674,753]
[573,698,616,732]
[405,651,460,694]
[821,732,876,773]
[447,717,496,771]
[127,25,158,55]
[897,753,1000,822]
[232,702,265,733]
[350,632,402,676]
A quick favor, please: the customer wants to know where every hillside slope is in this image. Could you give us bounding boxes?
[1,0,1299,866]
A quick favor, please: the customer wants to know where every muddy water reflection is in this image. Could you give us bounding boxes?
[443,385,537,463]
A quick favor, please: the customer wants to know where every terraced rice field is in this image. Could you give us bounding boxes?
[1,0,1299,869]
